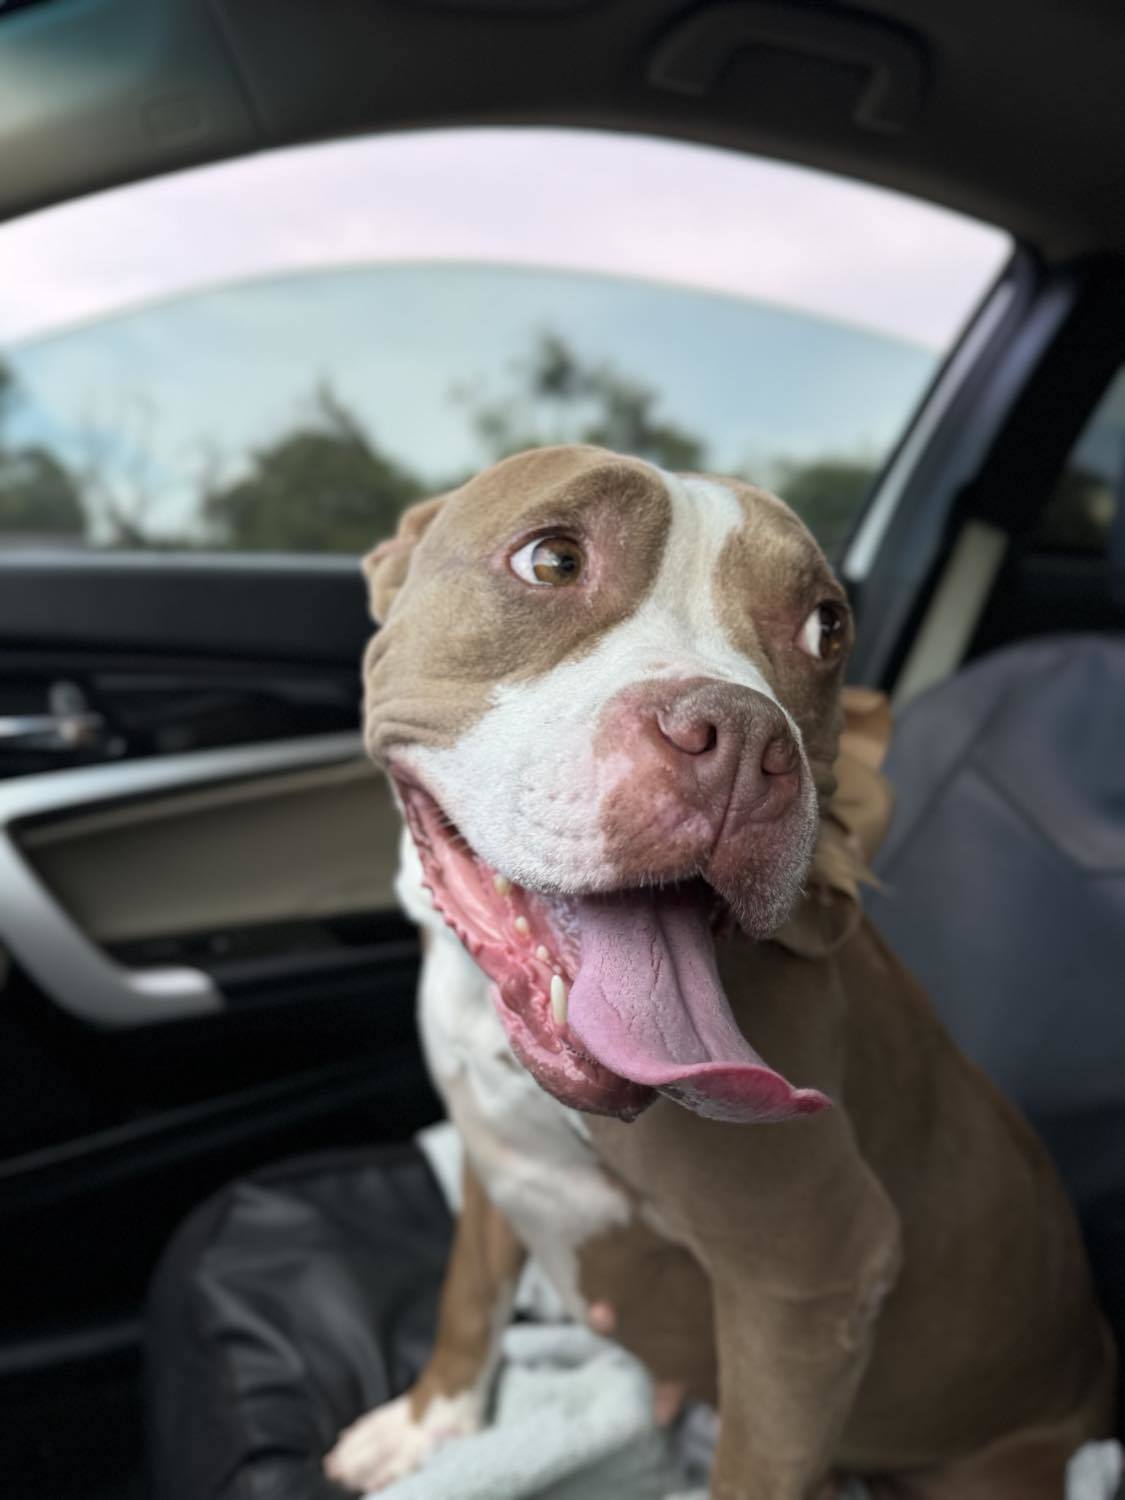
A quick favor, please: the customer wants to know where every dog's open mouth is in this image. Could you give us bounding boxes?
[397,778,831,1125]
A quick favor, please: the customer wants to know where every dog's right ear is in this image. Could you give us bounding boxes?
[362,494,447,624]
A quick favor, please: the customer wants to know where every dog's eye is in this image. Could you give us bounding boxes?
[510,536,585,587]
[798,602,847,661]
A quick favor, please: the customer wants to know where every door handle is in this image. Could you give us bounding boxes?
[0,713,107,752]
[0,681,114,757]
[0,732,363,1027]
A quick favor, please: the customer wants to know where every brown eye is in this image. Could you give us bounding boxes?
[797,601,848,661]
[510,535,585,587]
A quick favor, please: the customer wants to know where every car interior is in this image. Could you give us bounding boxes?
[0,2,1123,1498]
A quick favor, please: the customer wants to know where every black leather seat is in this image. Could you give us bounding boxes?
[144,1146,453,1500]
[145,636,1125,1496]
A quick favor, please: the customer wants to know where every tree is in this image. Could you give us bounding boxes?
[770,456,879,560]
[203,384,427,552]
[459,333,877,559]
[0,448,86,537]
[459,331,707,472]
[0,361,86,540]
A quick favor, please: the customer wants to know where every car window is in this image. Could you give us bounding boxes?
[1034,367,1125,553]
[0,128,1009,561]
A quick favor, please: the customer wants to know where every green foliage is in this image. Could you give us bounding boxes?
[202,385,426,552]
[461,332,875,560]
[0,448,86,536]
[0,360,86,539]
[770,456,878,560]
[460,331,707,472]
[202,334,714,553]
[0,336,879,558]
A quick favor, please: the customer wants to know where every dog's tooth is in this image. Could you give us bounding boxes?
[514,915,530,937]
[550,974,568,1027]
[493,874,511,897]
[536,945,551,963]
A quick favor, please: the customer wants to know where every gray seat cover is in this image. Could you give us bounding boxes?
[867,635,1125,1427]
[869,635,1124,1155]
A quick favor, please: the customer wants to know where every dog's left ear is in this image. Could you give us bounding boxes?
[774,688,894,959]
[362,494,447,624]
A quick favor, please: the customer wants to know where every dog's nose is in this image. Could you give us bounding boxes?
[648,681,800,826]
[594,676,811,889]
[655,708,718,756]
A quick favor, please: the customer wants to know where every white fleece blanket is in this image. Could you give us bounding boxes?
[387,1124,1122,1500]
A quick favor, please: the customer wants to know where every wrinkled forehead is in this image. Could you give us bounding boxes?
[427,445,672,552]
[711,478,846,616]
[424,446,837,606]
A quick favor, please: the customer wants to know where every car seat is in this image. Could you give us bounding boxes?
[144,635,1125,1498]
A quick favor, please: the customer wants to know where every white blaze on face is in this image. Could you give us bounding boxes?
[401,468,801,892]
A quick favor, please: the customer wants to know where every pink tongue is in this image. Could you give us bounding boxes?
[568,889,831,1124]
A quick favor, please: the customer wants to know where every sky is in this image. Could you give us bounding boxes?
[0,128,1011,539]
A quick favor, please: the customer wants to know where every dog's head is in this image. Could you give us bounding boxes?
[364,445,865,1126]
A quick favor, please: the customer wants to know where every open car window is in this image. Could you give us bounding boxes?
[0,128,1009,561]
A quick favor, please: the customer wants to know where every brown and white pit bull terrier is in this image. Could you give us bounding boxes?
[325,445,1114,1499]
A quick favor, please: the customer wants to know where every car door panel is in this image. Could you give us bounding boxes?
[3,735,402,1024]
[0,558,437,1359]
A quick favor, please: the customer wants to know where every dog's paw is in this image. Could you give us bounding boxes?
[323,1390,482,1493]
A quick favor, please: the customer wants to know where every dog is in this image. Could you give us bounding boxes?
[325,445,1114,1499]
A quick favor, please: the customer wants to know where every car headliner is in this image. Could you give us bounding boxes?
[0,0,1122,263]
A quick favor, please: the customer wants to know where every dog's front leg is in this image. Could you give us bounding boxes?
[324,1156,526,1493]
[708,1184,901,1500]
[709,1278,878,1500]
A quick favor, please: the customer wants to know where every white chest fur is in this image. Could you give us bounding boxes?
[397,832,632,1316]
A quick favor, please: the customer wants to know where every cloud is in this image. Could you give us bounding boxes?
[0,127,1009,352]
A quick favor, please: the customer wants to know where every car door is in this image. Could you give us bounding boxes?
[0,547,437,1345]
[0,124,1012,1402]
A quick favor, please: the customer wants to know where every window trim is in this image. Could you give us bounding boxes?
[845,247,1080,688]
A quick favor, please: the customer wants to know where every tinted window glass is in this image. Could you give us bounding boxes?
[0,129,1010,560]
